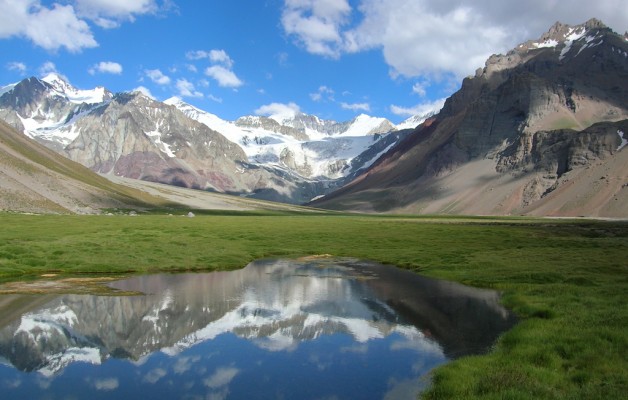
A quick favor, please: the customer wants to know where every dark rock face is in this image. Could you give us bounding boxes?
[314,19,628,216]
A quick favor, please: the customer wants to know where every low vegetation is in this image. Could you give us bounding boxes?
[0,212,626,399]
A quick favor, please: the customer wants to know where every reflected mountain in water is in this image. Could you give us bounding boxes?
[0,257,516,398]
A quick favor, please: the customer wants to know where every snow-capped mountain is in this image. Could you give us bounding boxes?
[0,75,418,204]
[41,73,112,105]
[0,74,112,149]
[166,97,407,181]
[396,107,442,130]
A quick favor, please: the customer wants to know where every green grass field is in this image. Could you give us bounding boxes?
[0,212,626,399]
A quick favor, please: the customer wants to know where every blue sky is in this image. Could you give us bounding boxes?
[0,1,626,123]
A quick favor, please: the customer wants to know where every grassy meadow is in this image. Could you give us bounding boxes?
[0,212,626,399]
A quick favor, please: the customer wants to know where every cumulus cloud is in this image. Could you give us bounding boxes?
[176,78,203,98]
[132,86,155,99]
[0,0,97,52]
[412,81,429,98]
[310,85,335,102]
[208,50,234,68]
[282,0,628,79]
[390,98,446,118]
[89,61,123,75]
[0,0,173,51]
[7,61,27,74]
[190,49,243,88]
[205,65,243,88]
[255,102,301,120]
[93,378,119,391]
[74,0,167,28]
[145,69,171,85]
[186,50,210,60]
[203,367,240,389]
[340,102,370,112]
[38,61,63,77]
[281,0,352,57]
[207,94,223,103]
[143,368,167,384]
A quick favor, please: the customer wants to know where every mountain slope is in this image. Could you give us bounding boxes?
[0,119,174,214]
[313,19,628,217]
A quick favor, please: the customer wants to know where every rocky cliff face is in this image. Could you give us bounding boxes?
[313,19,628,217]
[61,92,253,192]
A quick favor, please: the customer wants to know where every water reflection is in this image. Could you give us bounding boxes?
[0,257,516,399]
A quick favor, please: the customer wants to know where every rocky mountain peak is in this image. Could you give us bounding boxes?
[314,19,628,217]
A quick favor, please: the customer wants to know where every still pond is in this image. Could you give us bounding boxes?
[0,257,516,399]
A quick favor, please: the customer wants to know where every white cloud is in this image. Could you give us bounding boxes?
[209,50,234,68]
[143,368,167,384]
[186,50,210,60]
[345,2,509,79]
[207,94,223,103]
[176,78,203,98]
[190,49,243,88]
[0,0,173,51]
[145,69,171,85]
[89,61,123,75]
[310,85,335,102]
[255,102,301,120]
[7,61,27,74]
[74,0,163,28]
[205,65,243,88]
[132,86,155,99]
[186,49,233,67]
[281,0,352,57]
[39,61,60,76]
[282,0,628,80]
[93,378,119,391]
[203,367,240,389]
[276,52,290,67]
[340,102,370,112]
[390,98,446,117]
[412,81,428,97]
[0,0,97,52]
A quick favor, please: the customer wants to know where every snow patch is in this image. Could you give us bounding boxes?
[0,82,17,97]
[170,99,396,180]
[146,130,176,158]
[39,347,102,378]
[17,305,78,343]
[617,130,627,151]
[42,73,108,104]
[532,39,558,48]
[559,28,586,60]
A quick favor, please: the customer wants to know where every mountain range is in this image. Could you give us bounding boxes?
[1,19,626,217]
[0,74,423,205]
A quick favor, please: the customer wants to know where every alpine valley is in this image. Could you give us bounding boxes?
[1,19,627,217]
